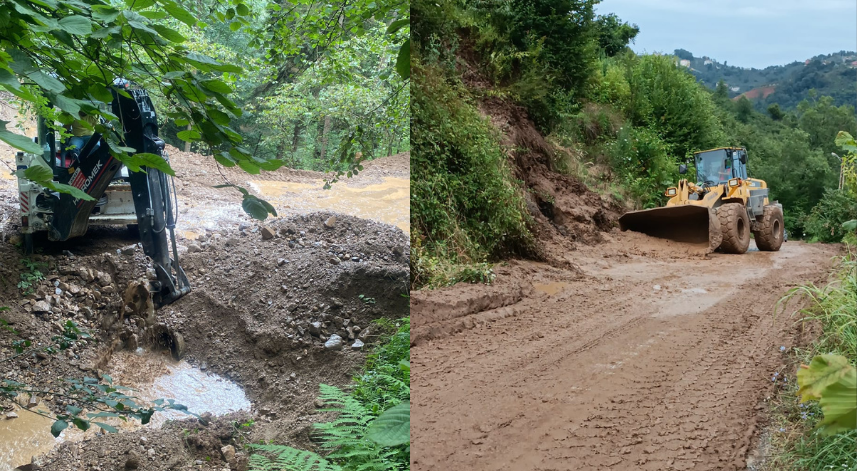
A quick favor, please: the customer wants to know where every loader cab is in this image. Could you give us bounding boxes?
[693,147,748,185]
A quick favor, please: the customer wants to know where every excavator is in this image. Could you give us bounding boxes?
[14,80,190,307]
[619,147,785,254]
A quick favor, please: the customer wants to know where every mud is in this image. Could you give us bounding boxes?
[1,117,409,470]
[411,233,840,470]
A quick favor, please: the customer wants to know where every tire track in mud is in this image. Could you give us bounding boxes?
[411,240,839,471]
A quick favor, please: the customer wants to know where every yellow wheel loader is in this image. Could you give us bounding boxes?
[618,147,785,254]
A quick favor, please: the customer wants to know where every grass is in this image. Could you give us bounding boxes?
[766,246,856,470]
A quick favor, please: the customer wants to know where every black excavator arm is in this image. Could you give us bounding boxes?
[47,85,190,307]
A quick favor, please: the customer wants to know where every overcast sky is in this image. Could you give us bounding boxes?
[596,0,857,69]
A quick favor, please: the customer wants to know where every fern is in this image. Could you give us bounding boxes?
[248,445,340,471]
[249,385,404,471]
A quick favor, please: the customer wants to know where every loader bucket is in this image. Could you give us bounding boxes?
[619,205,722,252]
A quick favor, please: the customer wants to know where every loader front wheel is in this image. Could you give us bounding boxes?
[717,203,750,254]
[753,205,784,252]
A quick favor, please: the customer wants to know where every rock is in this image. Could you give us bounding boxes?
[32,301,51,313]
[221,445,236,463]
[125,451,140,469]
[277,258,288,266]
[329,256,341,265]
[147,448,155,458]
[351,340,364,350]
[121,246,136,256]
[5,411,18,419]
[126,334,139,351]
[27,395,39,409]
[324,216,336,228]
[225,237,239,247]
[187,244,202,253]
[392,246,403,256]
[324,334,343,350]
[261,226,275,240]
[308,321,322,336]
[99,273,113,287]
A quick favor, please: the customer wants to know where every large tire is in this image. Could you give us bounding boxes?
[753,205,784,251]
[717,203,751,254]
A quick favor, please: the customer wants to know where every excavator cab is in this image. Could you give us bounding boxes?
[15,81,191,307]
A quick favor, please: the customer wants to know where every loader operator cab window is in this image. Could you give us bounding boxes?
[695,149,733,185]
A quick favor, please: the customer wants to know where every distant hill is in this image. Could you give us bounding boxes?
[671,49,857,110]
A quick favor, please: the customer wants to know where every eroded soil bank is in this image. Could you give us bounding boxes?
[411,234,839,471]
[0,142,410,470]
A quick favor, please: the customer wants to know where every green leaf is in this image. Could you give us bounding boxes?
[816,369,856,435]
[176,129,201,142]
[1,122,40,154]
[386,18,409,34]
[214,152,236,167]
[151,24,185,43]
[200,79,232,94]
[236,159,260,174]
[395,39,410,80]
[45,182,97,201]
[162,1,197,27]
[126,0,156,11]
[66,405,83,416]
[52,94,81,115]
[71,417,90,431]
[51,419,69,437]
[798,354,854,402]
[131,152,175,176]
[242,195,271,220]
[843,220,857,232]
[835,131,857,153]
[366,401,410,446]
[0,69,21,90]
[88,84,114,103]
[235,3,249,15]
[29,71,64,93]
[93,422,119,433]
[229,21,241,32]
[57,15,92,35]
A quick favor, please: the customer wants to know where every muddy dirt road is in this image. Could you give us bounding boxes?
[411,234,840,471]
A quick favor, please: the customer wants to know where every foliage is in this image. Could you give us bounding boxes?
[593,14,638,57]
[796,354,856,435]
[0,0,265,183]
[249,319,410,471]
[411,59,533,289]
[769,248,857,468]
[624,54,723,160]
[17,258,45,295]
[803,189,857,243]
[606,126,676,208]
[1,319,192,434]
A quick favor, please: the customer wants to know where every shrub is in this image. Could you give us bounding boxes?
[804,189,857,243]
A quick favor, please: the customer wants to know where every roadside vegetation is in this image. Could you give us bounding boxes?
[766,134,856,470]
[411,0,856,289]
[249,318,410,471]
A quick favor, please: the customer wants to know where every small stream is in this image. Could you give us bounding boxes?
[0,349,250,469]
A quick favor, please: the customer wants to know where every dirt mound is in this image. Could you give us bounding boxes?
[166,212,409,413]
[477,95,622,267]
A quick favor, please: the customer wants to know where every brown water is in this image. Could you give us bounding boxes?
[249,177,410,233]
[533,282,570,296]
[0,350,249,469]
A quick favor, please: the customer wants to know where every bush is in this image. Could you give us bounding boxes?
[803,189,857,242]
[411,59,533,289]
[606,126,677,208]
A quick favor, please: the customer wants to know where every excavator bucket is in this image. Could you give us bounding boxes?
[619,205,722,252]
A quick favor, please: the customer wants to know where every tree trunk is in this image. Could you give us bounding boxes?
[183,124,191,153]
[291,123,302,153]
[319,115,332,162]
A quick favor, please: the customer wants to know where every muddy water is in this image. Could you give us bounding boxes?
[249,177,410,233]
[533,282,570,296]
[0,350,249,469]
[0,402,78,469]
[108,349,251,427]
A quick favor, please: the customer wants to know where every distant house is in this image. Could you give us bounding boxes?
[805,59,811,65]
[850,60,857,68]
[679,59,691,67]
[703,59,713,65]
[730,86,740,92]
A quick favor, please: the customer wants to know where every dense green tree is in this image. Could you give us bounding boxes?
[736,96,754,123]
[594,13,639,57]
[674,48,693,61]
[714,79,729,101]
[767,103,784,121]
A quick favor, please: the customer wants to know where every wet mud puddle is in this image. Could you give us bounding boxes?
[0,349,249,469]
[249,177,410,233]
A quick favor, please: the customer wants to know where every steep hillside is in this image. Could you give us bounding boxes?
[676,49,857,108]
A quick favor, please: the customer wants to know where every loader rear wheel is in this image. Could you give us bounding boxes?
[717,203,751,254]
[753,205,784,252]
